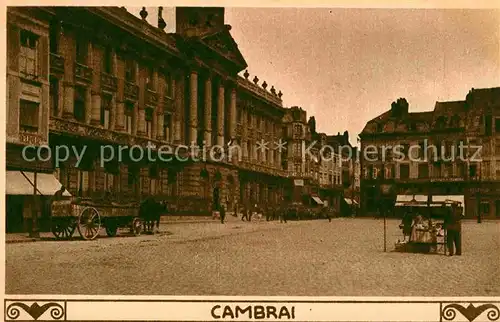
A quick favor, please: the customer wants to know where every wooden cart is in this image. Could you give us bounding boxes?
[50,199,143,240]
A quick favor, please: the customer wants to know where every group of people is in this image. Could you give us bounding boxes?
[400,203,462,256]
[213,201,291,224]
[213,197,337,224]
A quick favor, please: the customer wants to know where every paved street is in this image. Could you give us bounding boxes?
[6,218,500,296]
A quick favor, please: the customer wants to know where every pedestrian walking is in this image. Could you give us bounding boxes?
[241,203,249,221]
[220,204,226,224]
[321,205,331,222]
[400,211,413,242]
[444,203,462,256]
[280,204,288,223]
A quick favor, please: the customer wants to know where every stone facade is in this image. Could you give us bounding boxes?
[360,89,500,218]
[6,6,352,227]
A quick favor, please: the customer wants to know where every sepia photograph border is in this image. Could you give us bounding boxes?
[2,0,500,321]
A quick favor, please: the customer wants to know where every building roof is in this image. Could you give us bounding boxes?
[360,95,473,136]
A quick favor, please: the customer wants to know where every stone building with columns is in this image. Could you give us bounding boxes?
[6,6,296,230]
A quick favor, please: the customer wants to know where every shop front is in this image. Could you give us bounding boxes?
[5,170,70,233]
[6,144,68,234]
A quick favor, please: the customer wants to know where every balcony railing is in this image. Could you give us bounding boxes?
[74,63,92,83]
[101,73,118,92]
[124,81,138,101]
[50,53,64,74]
[145,89,158,107]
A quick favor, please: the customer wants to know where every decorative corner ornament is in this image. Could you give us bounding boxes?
[441,303,499,322]
[6,301,65,320]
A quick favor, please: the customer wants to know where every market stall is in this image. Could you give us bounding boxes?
[393,195,463,254]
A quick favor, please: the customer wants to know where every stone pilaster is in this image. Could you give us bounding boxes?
[137,107,146,136]
[189,71,198,144]
[116,100,125,130]
[217,82,225,146]
[229,86,237,140]
[152,69,159,92]
[61,33,74,117]
[62,83,74,117]
[56,81,64,118]
[242,141,248,159]
[204,77,212,146]
[241,108,247,159]
[277,144,282,168]
[269,141,275,166]
[156,109,164,140]
[109,95,116,130]
[90,91,101,125]
[174,75,183,144]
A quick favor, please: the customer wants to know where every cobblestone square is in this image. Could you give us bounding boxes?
[5,218,500,296]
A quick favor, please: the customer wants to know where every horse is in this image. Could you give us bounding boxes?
[139,197,168,234]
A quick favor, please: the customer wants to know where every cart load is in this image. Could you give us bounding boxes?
[50,198,163,240]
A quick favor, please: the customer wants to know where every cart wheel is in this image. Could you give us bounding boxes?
[131,217,142,236]
[51,221,76,240]
[105,224,118,237]
[77,207,101,240]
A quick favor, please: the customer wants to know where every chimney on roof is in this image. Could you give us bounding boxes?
[390,97,409,118]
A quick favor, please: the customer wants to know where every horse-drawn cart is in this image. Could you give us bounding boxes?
[50,199,143,240]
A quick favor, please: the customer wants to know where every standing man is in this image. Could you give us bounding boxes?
[241,201,249,221]
[444,203,462,256]
[220,203,226,224]
[280,202,288,223]
[324,205,332,222]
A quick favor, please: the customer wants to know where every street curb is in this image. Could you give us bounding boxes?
[6,238,38,244]
[6,220,229,244]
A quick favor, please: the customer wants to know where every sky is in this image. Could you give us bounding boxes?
[128,7,500,145]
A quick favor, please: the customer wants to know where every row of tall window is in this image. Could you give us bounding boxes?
[48,77,173,140]
[47,21,175,135]
[363,162,484,180]
[19,29,40,133]
[59,164,179,199]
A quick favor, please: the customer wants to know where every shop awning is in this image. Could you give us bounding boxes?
[6,171,36,195]
[312,196,323,205]
[344,198,358,205]
[432,195,465,215]
[395,194,428,206]
[431,195,464,205]
[6,171,71,196]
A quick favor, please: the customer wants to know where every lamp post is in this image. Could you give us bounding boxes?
[476,162,482,223]
[380,169,388,253]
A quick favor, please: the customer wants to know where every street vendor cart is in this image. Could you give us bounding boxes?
[393,195,464,255]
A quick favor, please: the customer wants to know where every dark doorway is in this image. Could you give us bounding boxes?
[496,200,500,218]
[213,187,220,211]
[6,196,25,233]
